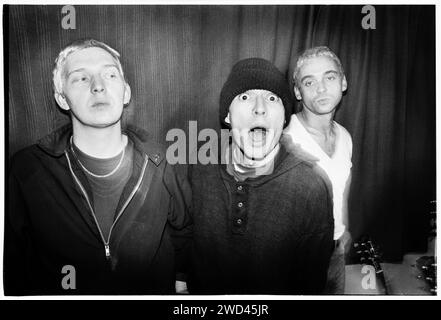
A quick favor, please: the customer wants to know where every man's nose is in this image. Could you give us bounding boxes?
[253,95,266,116]
[91,75,105,94]
[316,79,327,93]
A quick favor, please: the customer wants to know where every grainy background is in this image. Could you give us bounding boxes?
[6,5,436,260]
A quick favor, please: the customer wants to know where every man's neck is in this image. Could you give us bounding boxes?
[298,109,336,138]
[226,142,280,181]
[72,121,126,158]
[230,141,280,168]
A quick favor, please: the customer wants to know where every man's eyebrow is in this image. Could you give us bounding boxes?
[66,68,85,79]
[300,70,339,83]
[103,64,119,70]
[300,75,313,83]
[324,70,339,75]
[65,64,119,79]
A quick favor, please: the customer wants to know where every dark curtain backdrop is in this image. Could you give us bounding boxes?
[6,5,435,261]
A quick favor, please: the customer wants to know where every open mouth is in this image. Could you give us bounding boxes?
[249,126,267,143]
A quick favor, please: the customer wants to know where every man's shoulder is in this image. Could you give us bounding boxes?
[334,121,353,156]
[189,163,220,180]
[334,121,352,142]
[280,152,332,194]
[9,144,46,178]
[279,137,322,179]
[10,143,44,161]
[274,155,333,232]
[125,126,168,165]
[281,134,320,163]
[286,157,326,183]
[283,113,302,136]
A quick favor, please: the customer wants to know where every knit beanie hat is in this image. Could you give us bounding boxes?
[220,57,293,128]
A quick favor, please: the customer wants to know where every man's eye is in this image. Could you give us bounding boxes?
[327,75,336,81]
[304,80,314,87]
[268,95,279,102]
[71,75,89,84]
[238,93,250,101]
[104,71,118,79]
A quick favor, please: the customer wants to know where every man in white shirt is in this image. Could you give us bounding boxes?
[284,46,352,294]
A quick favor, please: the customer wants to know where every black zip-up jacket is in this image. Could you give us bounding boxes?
[5,124,192,295]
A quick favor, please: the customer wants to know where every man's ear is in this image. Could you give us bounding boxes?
[123,83,131,105]
[224,113,231,124]
[293,86,302,101]
[54,93,70,111]
[342,75,348,92]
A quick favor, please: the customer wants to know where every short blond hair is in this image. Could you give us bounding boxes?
[292,46,344,87]
[52,39,126,95]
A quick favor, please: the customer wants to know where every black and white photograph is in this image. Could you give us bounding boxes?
[1,1,437,303]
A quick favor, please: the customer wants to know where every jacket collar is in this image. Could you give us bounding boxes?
[37,124,164,166]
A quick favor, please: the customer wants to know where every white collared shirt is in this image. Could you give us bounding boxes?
[284,114,353,240]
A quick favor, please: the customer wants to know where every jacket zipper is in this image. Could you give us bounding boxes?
[106,154,149,249]
[66,151,149,260]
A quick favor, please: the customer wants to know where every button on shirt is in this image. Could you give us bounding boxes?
[229,184,247,234]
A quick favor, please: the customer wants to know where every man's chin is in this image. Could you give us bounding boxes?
[95,119,122,129]
[76,118,122,130]
[91,113,123,128]
[312,102,339,114]
[242,147,268,162]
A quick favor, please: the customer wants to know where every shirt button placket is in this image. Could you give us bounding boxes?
[232,183,247,233]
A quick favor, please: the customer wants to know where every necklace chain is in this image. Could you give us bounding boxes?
[70,136,126,178]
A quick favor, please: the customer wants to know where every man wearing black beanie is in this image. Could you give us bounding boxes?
[188,57,334,294]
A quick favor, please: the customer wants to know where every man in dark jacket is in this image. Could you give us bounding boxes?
[188,58,334,294]
[5,39,191,295]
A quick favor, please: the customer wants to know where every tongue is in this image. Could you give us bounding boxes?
[250,129,266,142]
